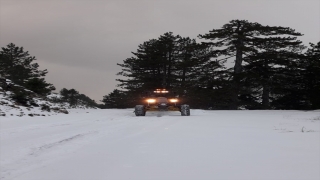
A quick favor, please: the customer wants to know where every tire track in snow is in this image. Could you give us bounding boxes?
[29,132,96,156]
[1,131,98,180]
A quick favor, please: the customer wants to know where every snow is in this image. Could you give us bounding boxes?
[0,89,95,117]
[1,77,99,118]
[1,109,319,180]
[0,91,63,117]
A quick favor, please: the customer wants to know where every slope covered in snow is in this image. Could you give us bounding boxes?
[1,109,320,180]
[0,79,96,117]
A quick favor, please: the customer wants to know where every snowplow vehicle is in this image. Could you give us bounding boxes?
[134,89,190,116]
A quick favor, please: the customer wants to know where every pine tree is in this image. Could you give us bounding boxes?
[60,88,80,107]
[182,43,230,109]
[0,43,48,85]
[117,32,183,92]
[199,20,260,109]
[117,39,163,92]
[78,94,98,108]
[116,32,231,108]
[25,77,56,95]
[300,42,320,109]
[199,20,304,109]
[244,31,305,109]
[59,88,97,108]
[101,89,127,108]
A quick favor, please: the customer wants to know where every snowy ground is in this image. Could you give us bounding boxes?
[1,109,319,180]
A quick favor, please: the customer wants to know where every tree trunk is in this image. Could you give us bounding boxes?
[167,51,172,88]
[162,58,167,88]
[230,37,244,110]
[262,83,270,109]
[262,61,270,109]
[182,67,186,88]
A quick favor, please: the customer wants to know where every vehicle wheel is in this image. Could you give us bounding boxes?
[181,104,190,116]
[135,105,146,116]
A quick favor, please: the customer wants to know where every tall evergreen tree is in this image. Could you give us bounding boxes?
[182,43,230,109]
[300,42,320,109]
[117,32,182,91]
[199,20,303,109]
[244,32,304,109]
[199,20,261,109]
[116,32,230,108]
[0,43,48,85]
[0,43,55,95]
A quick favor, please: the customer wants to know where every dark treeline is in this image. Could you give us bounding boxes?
[0,43,98,107]
[54,88,98,108]
[103,20,320,110]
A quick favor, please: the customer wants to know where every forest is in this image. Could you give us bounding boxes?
[1,19,319,110]
[103,20,320,110]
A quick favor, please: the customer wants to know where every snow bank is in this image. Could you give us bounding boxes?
[0,78,96,117]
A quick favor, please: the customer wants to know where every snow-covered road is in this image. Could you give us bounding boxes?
[1,109,320,180]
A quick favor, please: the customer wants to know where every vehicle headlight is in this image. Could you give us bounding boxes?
[146,99,156,103]
[169,99,178,103]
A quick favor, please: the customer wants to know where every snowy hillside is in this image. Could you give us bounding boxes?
[1,109,319,180]
[0,79,96,117]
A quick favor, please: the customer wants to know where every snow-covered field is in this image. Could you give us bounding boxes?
[1,109,319,180]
